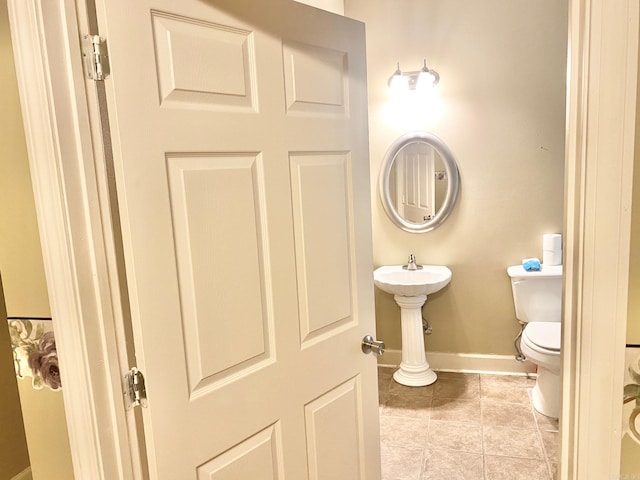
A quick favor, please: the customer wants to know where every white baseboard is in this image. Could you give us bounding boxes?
[378,349,537,376]
[10,467,32,480]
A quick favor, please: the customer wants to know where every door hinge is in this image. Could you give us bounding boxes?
[82,35,110,81]
[124,367,147,409]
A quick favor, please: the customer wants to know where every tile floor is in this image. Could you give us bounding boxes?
[377,366,559,480]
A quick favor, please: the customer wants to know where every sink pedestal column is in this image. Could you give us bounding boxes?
[392,294,437,386]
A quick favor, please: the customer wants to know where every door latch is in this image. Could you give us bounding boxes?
[362,335,385,356]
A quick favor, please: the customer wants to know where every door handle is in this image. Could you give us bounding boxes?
[362,335,385,356]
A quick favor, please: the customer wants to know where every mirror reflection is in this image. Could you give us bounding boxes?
[388,142,447,224]
[380,132,459,233]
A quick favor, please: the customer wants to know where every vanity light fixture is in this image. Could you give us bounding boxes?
[388,59,439,92]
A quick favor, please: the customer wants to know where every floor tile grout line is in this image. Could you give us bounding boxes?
[525,392,554,479]
[480,394,488,480]
[379,367,557,480]
[534,414,555,480]
[420,409,431,480]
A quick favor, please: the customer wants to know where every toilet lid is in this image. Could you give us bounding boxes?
[524,322,561,351]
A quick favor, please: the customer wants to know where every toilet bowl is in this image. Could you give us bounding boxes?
[507,264,563,419]
[520,322,561,418]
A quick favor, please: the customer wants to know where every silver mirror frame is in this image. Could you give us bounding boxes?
[379,131,460,233]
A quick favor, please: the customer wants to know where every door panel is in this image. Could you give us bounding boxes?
[283,41,348,115]
[95,0,379,478]
[304,378,363,479]
[196,423,283,480]
[166,153,273,393]
[151,11,258,112]
[290,152,353,345]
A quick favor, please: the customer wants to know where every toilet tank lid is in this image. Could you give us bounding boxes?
[507,264,563,279]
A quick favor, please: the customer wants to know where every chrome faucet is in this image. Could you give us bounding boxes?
[402,253,423,270]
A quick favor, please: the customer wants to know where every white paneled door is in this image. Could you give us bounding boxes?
[93,0,380,478]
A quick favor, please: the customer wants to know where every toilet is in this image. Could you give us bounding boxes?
[507,264,563,418]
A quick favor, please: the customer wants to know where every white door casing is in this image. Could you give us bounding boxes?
[561,0,639,478]
[93,0,379,478]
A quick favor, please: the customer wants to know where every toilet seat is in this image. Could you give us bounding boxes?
[522,322,561,356]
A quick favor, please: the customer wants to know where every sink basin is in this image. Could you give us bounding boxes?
[373,265,452,297]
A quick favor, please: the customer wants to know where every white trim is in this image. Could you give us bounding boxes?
[7,0,136,478]
[10,467,32,480]
[379,350,537,376]
[562,0,639,478]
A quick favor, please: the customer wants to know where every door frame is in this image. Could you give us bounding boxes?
[6,0,638,478]
[561,0,639,477]
[7,0,140,478]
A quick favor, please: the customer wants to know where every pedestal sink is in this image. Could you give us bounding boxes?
[374,264,452,386]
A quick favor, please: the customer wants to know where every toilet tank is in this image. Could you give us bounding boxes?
[507,265,563,323]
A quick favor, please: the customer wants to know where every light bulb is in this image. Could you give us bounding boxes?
[417,59,439,90]
[389,72,409,94]
[417,69,439,90]
[388,63,409,95]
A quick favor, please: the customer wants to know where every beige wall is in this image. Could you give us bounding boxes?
[627,50,640,346]
[620,36,640,477]
[1,3,75,479]
[621,435,640,478]
[345,0,567,355]
[0,1,49,318]
[16,379,73,480]
[0,277,30,479]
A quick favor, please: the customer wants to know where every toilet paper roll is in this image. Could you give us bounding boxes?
[542,233,562,266]
[543,233,562,251]
[543,250,562,266]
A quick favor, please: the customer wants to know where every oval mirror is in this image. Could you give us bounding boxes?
[379,131,460,233]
